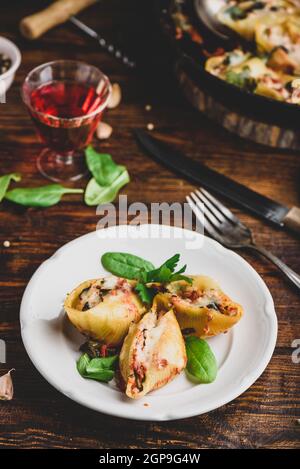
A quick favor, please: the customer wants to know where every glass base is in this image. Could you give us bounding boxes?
[37,148,88,182]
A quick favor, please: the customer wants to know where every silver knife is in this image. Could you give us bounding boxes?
[70,16,136,68]
[134,129,300,234]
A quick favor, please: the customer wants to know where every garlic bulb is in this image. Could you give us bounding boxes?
[107,83,122,109]
[0,369,14,401]
[96,122,113,140]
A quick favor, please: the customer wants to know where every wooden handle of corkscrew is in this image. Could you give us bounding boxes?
[20,0,98,40]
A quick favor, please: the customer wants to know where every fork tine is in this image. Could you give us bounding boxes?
[195,189,227,223]
[190,191,222,231]
[200,187,242,225]
[186,195,223,243]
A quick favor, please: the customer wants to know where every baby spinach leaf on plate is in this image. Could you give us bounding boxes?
[5,184,83,207]
[85,146,125,187]
[101,252,155,280]
[0,173,21,202]
[76,353,117,383]
[185,336,217,384]
[86,355,118,372]
[84,169,130,206]
[77,353,91,377]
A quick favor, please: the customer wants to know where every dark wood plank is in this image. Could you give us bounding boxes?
[0,0,299,449]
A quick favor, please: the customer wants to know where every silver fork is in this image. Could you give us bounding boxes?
[187,188,300,290]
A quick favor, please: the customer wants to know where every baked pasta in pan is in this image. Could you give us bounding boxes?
[205,49,297,101]
[218,1,296,41]
[204,0,300,104]
[256,15,300,73]
[64,276,145,346]
[119,295,186,399]
[166,276,243,338]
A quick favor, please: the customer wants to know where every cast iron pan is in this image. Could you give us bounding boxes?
[155,0,300,130]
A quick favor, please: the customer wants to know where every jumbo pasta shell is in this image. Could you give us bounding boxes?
[218,1,293,41]
[120,295,186,399]
[166,276,243,338]
[64,276,145,346]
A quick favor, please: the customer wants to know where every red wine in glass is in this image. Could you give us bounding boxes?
[22,60,111,182]
[30,81,104,153]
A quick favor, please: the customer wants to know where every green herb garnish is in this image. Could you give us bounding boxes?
[225,67,257,93]
[101,252,192,304]
[185,336,217,384]
[101,252,155,281]
[226,5,247,20]
[76,353,118,383]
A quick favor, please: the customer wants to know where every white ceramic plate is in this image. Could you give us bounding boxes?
[20,225,277,421]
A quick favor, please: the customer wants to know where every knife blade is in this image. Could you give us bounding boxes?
[134,129,300,234]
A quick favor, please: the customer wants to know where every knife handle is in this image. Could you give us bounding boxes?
[20,0,98,39]
[283,206,300,235]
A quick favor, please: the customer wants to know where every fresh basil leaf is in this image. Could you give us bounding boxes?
[85,146,125,187]
[0,173,21,202]
[5,184,83,207]
[77,353,91,377]
[135,283,156,304]
[185,336,217,384]
[84,169,130,206]
[101,252,155,280]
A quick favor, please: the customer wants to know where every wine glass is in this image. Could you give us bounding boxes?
[21,60,111,182]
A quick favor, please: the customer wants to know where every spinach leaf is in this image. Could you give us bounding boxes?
[85,146,125,187]
[185,336,217,384]
[5,184,83,207]
[76,353,117,383]
[225,67,257,93]
[101,252,192,304]
[0,173,21,202]
[101,252,155,280]
[77,353,91,376]
[84,169,130,206]
[86,355,118,372]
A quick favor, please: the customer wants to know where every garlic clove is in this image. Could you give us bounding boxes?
[96,122,113,140]
[107,83,122,109]
[0,369,15,401]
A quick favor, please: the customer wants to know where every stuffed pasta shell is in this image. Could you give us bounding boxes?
[206,51,293,101]
[166,276,243,338]
[256,15,300,74]
[119,295,186,399]
[64,276,145,346]
[218,1,295,41]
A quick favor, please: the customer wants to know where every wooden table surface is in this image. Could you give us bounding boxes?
[0,0,299,449]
